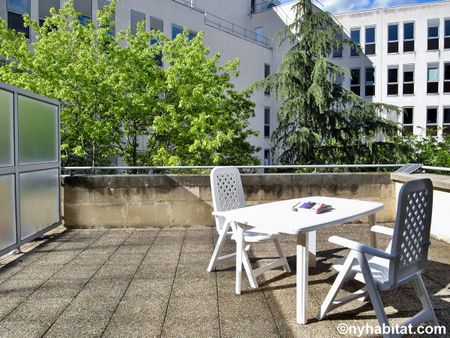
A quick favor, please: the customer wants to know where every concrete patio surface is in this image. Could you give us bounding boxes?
[0,224,448,338]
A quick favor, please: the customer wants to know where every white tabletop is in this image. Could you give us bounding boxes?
[213,196,384,235]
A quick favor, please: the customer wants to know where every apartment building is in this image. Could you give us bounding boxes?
[1,0,448,165]
[0,0,292,164]
[330,1,450,137]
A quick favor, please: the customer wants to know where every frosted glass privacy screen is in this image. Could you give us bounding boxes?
[0,89,13,166]
[20,169,59,240]
[0,175,16,249]
[18,95,58,164]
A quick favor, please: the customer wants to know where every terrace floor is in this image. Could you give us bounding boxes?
[0,224,448,338]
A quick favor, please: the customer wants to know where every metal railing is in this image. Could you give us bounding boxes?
[204,12,271,48]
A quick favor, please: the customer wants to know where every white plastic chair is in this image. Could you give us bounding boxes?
[207,166,291,289]
[318,179,439,335]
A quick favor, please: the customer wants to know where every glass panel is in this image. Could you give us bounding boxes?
[444,108,450,124]
[445,63,450,80]
[0,175,16,250]
[404,70,414,83]
[188,31,196,41]
[427,108,437,124]
[404,22,414,40]
[351,69,360,85]
[18,95,58,164]
[388,24,398,41]
[428,25,438,38]
[428,67,439,82]
[172,24,183,39]
[74,0,92,18]
[351,29,360,43]
[7,0,29,13]
[365,27,375,43]
[365,68,375,86]
[131,10,145,35]
[388,68,398,83]
[446,20,450,36]
[7,11,29,38]
[403,108,413,125]
[38,0,59,18]
[0,89,14,167]
[150,17,163,32]
[264,107,270,124]
[20,169,59,240]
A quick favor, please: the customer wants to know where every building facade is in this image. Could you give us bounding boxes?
[1,0,449,164]
[330,1,450,137]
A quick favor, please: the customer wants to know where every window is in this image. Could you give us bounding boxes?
[403,65,414,95]
[387,67,398,95]
[350,28,360,56]
[74,0,92,25]
[428,20,439,51]
[332,30,343,58]
[335,73,344,87]
[98,0,114,36]
[131,10,145,35]
[264,107,270,138]
[38,0,59,26]
[365,67,375,96]
[365,27,376,55]
[444,63,450,93]
[350,68,361,95]
[445,19,450,49]
[403,22,415,52]
[255,26,264,43]
[403,107,413,134]
[264,64,270,95]
[427,65,439,94]
[387,24,398,53]
[444,107,450,134]
[150,17,164,66]
[264,149,271,165]
[426,107,438,136]
[7,0,30,38]
[172,24,183,39]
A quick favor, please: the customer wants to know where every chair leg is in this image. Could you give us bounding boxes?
[356,252,390,332]
[242,247,258,288]
[318,251,356,320]
[412,274,440,326]
[207,223,230,272]
[273,237,291,273]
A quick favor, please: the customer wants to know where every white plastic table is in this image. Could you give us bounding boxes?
[213,196,384,325]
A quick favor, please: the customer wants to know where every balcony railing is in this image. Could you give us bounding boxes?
[204,12,271,48]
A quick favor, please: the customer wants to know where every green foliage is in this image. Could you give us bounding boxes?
[257,0,403,165]
[404,133,450,168]
[0,0,259,166]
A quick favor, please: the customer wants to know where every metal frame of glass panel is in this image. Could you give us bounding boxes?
[0,82,61,257]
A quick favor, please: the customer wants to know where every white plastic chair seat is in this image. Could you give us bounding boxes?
[333,255,391,290]
[231,226,279,243]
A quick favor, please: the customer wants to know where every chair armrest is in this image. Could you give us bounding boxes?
[329,236,394,260]
[371,225,394,237]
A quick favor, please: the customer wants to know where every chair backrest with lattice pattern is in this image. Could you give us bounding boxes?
[210,167,246,231]
[389,178,433,287]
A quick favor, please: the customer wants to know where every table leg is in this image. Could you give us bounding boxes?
[308,231,316,268]
[368,214,377,248]
[296,232,309,324]
[235,223,243,295]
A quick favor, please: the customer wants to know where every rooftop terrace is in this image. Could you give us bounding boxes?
[0,223,448,337]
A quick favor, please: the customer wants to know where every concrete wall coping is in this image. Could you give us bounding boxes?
[62,172,392,188]
[391,173,450,191]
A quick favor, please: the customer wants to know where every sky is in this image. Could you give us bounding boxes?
[281,0,446,13]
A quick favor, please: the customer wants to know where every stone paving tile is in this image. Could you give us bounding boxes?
[0,225,447,338]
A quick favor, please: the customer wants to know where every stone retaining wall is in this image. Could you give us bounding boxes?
[62,173,396,228]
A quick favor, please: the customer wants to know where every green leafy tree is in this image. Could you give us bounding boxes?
[0,1,259,166]
[259,0,404,165]
[149,31,259,166]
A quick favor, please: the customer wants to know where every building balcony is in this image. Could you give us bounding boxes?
[250,0,281,14]
[0,169,448,336]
